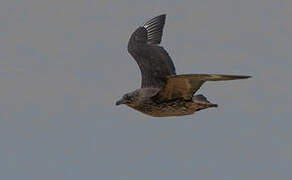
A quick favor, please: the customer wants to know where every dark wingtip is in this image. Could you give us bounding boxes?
[152,14,166,19]
[224,75,252,80]
[158,14,166,22]
[144,14,166,26]
[142,14,167,45]
[240,75,252,79]
[157,14,166,19]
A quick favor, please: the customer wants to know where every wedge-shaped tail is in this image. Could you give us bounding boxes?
[159,74,251,100]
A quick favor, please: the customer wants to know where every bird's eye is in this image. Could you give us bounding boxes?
[126,95,134,101]
[124,94,131,100]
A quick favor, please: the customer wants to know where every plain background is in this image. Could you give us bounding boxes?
[0,0,291,179]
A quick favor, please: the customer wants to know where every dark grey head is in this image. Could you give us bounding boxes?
[116,91,138,106]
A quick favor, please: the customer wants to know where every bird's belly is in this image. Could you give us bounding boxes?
[131,101,197,117]
[129,99,217,117]
[145,106,194,117]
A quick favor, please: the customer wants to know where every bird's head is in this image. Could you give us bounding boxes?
[116,91,139,106]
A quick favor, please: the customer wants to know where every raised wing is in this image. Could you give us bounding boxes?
[159,74,251,100]
[127,14,176,88]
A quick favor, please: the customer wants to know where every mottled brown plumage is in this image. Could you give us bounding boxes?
[116,14,251,117]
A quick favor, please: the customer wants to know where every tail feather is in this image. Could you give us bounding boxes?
[193,94,218,110]
[193,94,209,102]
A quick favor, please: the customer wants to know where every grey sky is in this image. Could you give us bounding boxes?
[0,0,291,179]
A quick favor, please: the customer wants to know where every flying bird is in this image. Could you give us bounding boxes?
[116,14,251,117]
